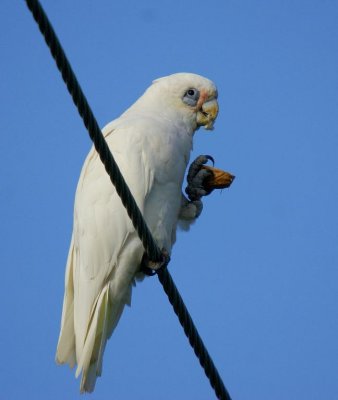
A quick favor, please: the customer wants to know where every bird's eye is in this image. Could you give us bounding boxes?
[183,88,200,107]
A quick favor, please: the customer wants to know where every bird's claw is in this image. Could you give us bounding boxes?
[140,248,170,276]
[185,155,214,201]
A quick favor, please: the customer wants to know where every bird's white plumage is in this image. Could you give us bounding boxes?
[56,73,218,392]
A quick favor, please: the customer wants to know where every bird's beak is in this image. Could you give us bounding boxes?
[196,98,219,130]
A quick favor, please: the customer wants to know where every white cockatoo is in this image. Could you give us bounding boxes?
[56,72,219,393]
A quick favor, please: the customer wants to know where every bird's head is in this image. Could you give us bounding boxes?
[130,73,219,132]
[152,73,218,131]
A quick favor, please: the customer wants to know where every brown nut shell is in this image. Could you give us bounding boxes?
[201,165,235,190]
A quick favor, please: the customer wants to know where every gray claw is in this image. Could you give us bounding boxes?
[185,155,215,201]
[187,155,215,185]
[205,155,215,165]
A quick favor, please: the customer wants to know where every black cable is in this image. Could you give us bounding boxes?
[157,269,231,399]
[24,1,232,399]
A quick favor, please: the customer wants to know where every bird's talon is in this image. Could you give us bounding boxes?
[205,155,215,165]
[186,154,216,201]
[140,249,170,276]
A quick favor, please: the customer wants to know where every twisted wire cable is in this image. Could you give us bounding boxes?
[25,1,232,398]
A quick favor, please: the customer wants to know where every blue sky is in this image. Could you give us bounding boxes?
[1,1,337,399]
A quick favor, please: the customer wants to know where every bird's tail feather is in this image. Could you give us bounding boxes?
[77,282,127,393]
[55,236,76,368]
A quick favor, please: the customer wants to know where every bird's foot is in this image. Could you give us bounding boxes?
[185,155,215,201]
[140,248,170,276]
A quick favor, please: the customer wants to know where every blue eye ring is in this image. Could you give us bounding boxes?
[183,88,200,106]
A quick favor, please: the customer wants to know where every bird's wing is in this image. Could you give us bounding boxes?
[56,122,155,390]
